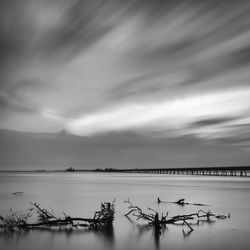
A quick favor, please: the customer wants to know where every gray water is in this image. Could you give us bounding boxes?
[0,172,250,250]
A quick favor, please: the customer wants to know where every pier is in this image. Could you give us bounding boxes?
[108,166,249,177]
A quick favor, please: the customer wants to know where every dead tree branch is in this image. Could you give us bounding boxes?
[0,201,115,232]
[125,199,229,235]
[157,197,210,206]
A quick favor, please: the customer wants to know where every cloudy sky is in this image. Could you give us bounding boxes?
[1,0,250,151]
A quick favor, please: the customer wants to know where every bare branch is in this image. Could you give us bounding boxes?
[125,199,229,236]
[157,197,210,206]
[0,201,115,232]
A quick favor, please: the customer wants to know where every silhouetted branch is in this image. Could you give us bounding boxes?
[125,199,229,236]
[157,197,210,206]
[0,201,115,232]
[124,199,164,223]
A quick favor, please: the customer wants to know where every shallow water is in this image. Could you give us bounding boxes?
[0,172,250,250]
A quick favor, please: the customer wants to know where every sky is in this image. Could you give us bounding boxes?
[1,0,250,152]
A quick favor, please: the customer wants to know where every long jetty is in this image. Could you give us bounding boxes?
[94,166,249,177]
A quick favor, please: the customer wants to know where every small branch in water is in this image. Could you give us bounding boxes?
[183,220,193,231]
[124,199,158,223]
[12,192,24,196]
[157,197,210,206]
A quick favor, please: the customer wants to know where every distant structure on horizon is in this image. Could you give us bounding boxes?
[64,166,249,177]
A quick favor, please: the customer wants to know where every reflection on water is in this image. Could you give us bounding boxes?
[0,172,250,250]
[0,225,115,250]
[96,224,115,250]
[125,207,221,250]
[153,226,160,250]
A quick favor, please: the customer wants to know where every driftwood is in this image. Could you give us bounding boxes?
[12,192,24,196]
[157,197,209,206]
[125,199,229,235]
[0,201,115,232]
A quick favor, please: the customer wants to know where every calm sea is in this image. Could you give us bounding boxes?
[0,172,250,250]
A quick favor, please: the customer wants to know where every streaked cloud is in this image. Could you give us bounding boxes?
[1,0,250,150]
[68,87,250,137]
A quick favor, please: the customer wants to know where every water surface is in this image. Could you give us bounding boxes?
[0,172,250,250]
